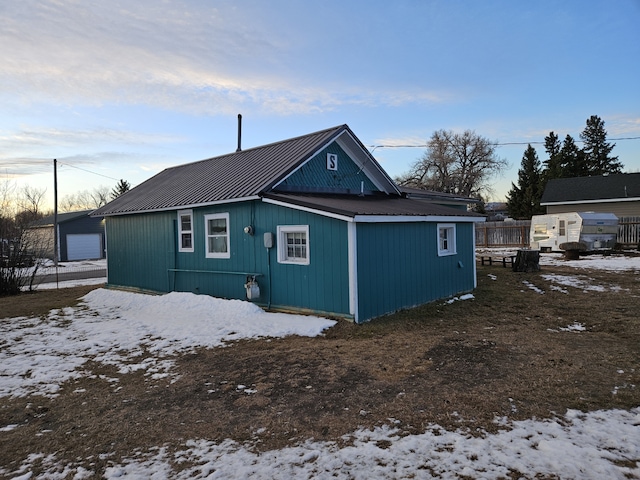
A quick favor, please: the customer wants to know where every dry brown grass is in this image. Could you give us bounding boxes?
[1,265,639,477]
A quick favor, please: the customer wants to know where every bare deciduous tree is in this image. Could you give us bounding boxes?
[396,130,508,199]
[60,185,111,212]
[1,180,50,295]
[17,185,48,225]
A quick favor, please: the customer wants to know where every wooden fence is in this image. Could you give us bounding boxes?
[475,216,640,249]
[475,221,530,247]
[618,216,640,248]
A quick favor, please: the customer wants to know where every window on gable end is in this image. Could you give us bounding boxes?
[178,210,194,252]
[437,223,457,256]
[277,225,310,265]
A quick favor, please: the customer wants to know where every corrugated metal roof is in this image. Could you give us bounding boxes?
[28,209,95,227]
[93,125,347,216]
[399,186,480,204]
[541,173,640,204]
[263,193,484,219]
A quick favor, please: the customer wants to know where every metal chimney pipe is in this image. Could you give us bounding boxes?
[236,114,242,152]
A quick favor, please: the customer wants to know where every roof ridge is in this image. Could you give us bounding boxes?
[165,124,348,171]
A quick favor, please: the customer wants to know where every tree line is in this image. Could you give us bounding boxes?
[0,178,130,296]
[395,115,622,219]
[506,115,622,219]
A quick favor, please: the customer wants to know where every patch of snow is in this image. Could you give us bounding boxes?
[98,408,640,480]
[559,322,586,332]
[0,424,20,432]
[542,274,622,293]
[477,248,640,272]
[522,280,544,294]
[445,293,475,304]
[0,289,336,398]
[36,277,106,290]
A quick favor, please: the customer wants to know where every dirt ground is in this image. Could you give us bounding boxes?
[1,263,639,477]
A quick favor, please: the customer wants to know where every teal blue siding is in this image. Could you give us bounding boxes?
[280,143,378,192]
[106,212,175,292]
[356,222,476,322]
[256,203,350,316]
[107,201,351,318]
[172,202,260,299]
[106,202,476,323]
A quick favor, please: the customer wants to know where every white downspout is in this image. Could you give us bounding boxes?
[347,221,358,323]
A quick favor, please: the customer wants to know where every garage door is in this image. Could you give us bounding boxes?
[66,234,102,261]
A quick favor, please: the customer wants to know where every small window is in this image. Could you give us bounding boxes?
[533,224,547,234]
[205,213,230,259]
[558,220,566,236]
[437,223,456,256]
[277,225,310,265]
[178,210,193,252]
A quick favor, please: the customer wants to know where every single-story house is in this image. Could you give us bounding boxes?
[26,210,106,262]
[92,124,484,323]
[540,173,640,217]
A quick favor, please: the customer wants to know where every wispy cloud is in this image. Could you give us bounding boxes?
[0,126,182,178]
[0,1,454,116]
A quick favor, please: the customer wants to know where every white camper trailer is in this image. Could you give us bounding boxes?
[530,212,618,252]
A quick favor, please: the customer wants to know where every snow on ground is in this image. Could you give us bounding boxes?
[476,247,640,272]
[36,276,106,290]
[0,289,336,399]
[2,255,640,478]
[99,408,640,480]
[31,258,106,273]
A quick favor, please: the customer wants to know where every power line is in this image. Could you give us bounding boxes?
[57,161,119,181]
[369,136,640,150]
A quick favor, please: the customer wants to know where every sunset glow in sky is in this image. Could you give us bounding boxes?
[2,0,639,209]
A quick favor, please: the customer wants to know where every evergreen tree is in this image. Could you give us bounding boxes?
[110,179,131,200]
[559,135,588,178]
[580,115,622,175]
[506,144,545,219]
[542,131,562,181]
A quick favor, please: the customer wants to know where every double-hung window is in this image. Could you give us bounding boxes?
[437,223,456,256]
[205,213,230,259]
[277,225,309,265]
[177,210,194,252]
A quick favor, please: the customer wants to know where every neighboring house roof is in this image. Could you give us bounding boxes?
[541,173,640,205]
[28,210,95,228]
[398,186,481,204]
[263,193,485,220]
[93,125,402,217]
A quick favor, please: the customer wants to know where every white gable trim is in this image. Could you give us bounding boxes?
[541,197,640,206]
[261,198,485,224]
[270,128,400,195]
[261,197,354,222]
[353,215,486,223]
[335,131,400,194]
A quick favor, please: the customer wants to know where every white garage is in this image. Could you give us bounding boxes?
[66,234,102,261]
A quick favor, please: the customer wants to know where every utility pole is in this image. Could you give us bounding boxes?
[53,159,59,287]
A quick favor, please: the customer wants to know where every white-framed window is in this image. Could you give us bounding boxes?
[277,225,310,265]
[177,210,194,252]
[205,213,230,259]
[437,223,457,256]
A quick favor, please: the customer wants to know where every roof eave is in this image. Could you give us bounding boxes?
[92,196,261,217]
[541,196,640,206]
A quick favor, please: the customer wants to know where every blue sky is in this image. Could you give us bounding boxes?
[2,0,639,210]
